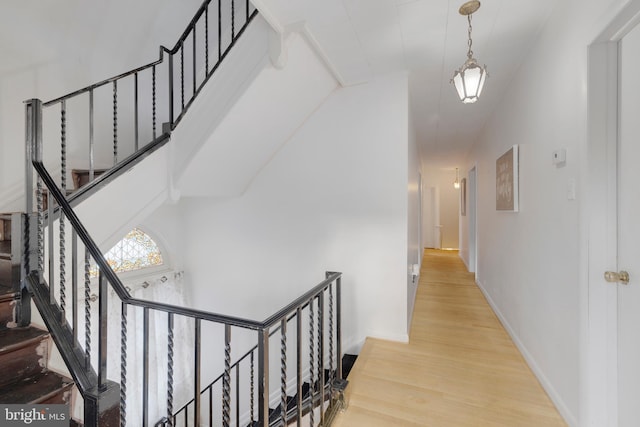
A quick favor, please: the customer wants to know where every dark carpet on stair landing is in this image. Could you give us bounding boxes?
[342,354,357,378]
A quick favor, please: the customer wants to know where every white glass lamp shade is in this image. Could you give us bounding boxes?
[452,57,488,104]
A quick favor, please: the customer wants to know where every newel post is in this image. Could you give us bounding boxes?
[257,327,270,427]
[24,99,42,278]
[19,99,44,326]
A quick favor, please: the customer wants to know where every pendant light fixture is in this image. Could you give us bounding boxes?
[454,168,460,189]
[451,1,488,104]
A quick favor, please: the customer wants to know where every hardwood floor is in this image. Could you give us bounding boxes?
[332,249,567,427]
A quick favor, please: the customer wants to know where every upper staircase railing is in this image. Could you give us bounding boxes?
[21,1,348,426]
[31,0,258,211]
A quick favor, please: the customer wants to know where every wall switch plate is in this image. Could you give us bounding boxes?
[553,149,567,166]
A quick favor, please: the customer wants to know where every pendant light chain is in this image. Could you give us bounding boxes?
[467,14,474,59]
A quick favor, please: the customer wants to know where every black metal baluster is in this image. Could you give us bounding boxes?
[218,0,222,61]
[152,65,157,139]
[168,54,175,126]
[246,0,249,23]
[329,285,334,379]
[143,308,150,426]
[205,6,209,73]
[208,386,213,427]
[318,293,325,426]
[113,80,118,165]
[84,250,91,368]
[98,271,108,390]
[336,277,343,381]
[36,176,44,273]
[192,29,197,97]
[181,43,185,110]
[223,324,231,427]
[47,188,54,304]
[250,351,255,426]
[72,229,78,342]
[167,313,175,427]
[194,319,202,426]
[231,0,235,39]
[280,319,287,426]
[308,299,315,427]
[121,302,128,427]
[134,72,139,152]
[89,89,95,181]
[296,307,302,427]
[235,364,240,427]
[59,100,67,317]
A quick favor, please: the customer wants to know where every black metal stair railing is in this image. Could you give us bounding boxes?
[166,288,346,427]
[27,97,347,426]
[20,0,348,426]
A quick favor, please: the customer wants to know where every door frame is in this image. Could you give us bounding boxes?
[468,166,478,278]
[584,2,640,425]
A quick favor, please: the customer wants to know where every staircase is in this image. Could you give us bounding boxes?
[2,1,348,426]
[169,354,354,427]
[0,214,75,409]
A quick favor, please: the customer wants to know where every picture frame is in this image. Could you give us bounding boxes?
[496,145,519,212]
[460,177,467,216]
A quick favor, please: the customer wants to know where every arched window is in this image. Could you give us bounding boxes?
[91,228,163,276]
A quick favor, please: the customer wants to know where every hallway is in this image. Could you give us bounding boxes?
[333,249,566,426]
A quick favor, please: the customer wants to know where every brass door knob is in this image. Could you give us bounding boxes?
[604,271,630,285]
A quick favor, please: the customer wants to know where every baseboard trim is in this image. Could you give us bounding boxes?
[367,331,409,344]
[475,280,577,427]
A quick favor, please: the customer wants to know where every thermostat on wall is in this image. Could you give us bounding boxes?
[552,148,566,166]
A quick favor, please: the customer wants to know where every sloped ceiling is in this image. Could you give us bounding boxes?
[1,0,558,171]
[257,0,558,170]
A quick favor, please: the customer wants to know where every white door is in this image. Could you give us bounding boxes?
[617,21,640,427]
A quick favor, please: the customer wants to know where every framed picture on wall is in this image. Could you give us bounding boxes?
[460,177,467,216]
[496,145,519,212]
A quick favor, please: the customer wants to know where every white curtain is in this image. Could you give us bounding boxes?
[103,272,194,426]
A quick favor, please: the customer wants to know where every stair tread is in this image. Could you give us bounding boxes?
[0,371,73,403]
[0,284,16,300]
[0,241,10,257]
[268,395,298,420]
[0,326,49,355]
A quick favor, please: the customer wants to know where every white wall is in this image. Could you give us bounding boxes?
[423,168,459,249]
[407,114,421,330]
[179,73,410,362]
[458,0,627,424]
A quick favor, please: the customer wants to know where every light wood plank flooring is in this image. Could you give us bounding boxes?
[332,249,567,427]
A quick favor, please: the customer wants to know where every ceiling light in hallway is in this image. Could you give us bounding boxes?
[451,1,488,104]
